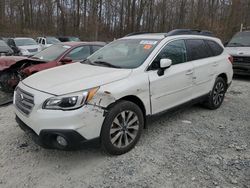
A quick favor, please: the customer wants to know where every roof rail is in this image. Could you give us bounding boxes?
[125,32,154,37]
[165,29,214,37]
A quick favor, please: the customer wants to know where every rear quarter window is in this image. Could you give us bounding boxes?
[206,40,224,56]
[185,39,213,61]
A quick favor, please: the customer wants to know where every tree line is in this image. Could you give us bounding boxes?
[0,0,249,41]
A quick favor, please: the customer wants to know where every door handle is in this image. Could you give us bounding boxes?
[186,70,193,75]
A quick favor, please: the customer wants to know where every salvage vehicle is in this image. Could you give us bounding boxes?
[0,42,105,92]
[7,38,42,56]
[0,40,14,56]
[37,36,61,49]
[225,31,250,75]
[14,29,233,155]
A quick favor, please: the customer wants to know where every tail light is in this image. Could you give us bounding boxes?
[228,56,233,64]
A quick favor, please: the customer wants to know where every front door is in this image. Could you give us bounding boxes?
[148,39,194,114]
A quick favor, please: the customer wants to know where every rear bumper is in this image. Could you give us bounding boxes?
[16,115,100,149]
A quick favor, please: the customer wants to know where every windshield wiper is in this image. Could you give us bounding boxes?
[92,61,121,68]
[81,59,121,68]
[81,59,93,65]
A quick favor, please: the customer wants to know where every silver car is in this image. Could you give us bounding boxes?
[225,31,250,75]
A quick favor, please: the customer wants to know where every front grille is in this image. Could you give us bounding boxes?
[15,87,34,115]
[233,56,250,64]
[27,48,38,53]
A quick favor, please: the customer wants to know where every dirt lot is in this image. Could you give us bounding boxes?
[0,77,249,188]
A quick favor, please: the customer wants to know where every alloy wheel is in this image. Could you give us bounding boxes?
[110,110,139,148]
[213,81,225,106]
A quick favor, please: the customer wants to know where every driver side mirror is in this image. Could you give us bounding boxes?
[60,57,72,64]
[157,58,172,76]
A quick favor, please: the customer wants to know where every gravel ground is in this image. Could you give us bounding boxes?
[0,77,249,188]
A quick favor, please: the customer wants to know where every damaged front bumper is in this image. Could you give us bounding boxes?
[15,104,106,149]
[14,82,106,149]
[16,116,100,149]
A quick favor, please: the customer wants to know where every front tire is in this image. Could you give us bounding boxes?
[204,77,227,110]
[101,100,144,155]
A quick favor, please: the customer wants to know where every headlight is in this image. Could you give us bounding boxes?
[43,87,99,110]
[20,48,29,55]
[20,48,28,53]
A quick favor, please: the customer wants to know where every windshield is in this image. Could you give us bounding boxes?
[227,32,250,47]
[47,37,61,44]
[86,39,159,69]
[0,40,8,47]
[32,44,70,61]
[14,38,37,46]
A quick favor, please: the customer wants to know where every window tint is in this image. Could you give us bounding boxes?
[206,40,223,56]
[152,40,187,69]
[66,46,90,60]
[92,45,102,53]
[185,39,213,61]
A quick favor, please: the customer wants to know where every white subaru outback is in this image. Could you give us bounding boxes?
[14,29,233,155]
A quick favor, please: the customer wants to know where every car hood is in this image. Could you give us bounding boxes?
[0,56,28,71]
[22,62,132,95]
[225,47,250,56]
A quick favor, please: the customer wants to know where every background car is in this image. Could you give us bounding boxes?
[0,42,105,92]
[37,36,61,49]
[58,36,81,42]
[225,31,250,75]
[7,37,42,56]
[0,40,14,56]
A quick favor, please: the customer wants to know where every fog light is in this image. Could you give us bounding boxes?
[56,135,68,147]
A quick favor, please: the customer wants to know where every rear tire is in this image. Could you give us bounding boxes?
[203,77,227,110]
[101,100,144,155]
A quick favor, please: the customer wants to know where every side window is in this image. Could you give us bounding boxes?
[152,40,187,69]
[185,39,213,61]
[66,46,91,61]
[92,45,102,53]
[206,40,223,56]
[42,39,46,45]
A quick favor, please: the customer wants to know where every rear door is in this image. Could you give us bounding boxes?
[148,39,194,114]
[185,39,215,98]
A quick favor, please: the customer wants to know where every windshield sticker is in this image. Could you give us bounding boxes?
[143,44,153,50]
[140,40,158,45]
[63,45,71,49]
